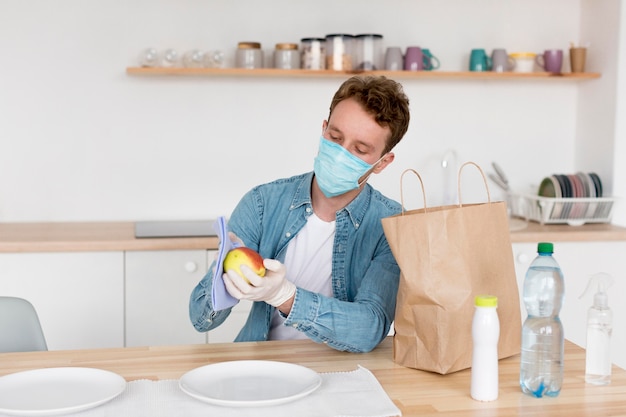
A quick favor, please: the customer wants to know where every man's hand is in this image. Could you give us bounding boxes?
[223,259,296,308]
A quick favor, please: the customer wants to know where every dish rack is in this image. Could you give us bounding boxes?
[508,193,618,226]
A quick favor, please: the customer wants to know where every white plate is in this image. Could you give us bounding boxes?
[0,367,126,416]
[179,360,322,407]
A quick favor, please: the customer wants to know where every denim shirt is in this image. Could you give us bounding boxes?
[189,171,401,353]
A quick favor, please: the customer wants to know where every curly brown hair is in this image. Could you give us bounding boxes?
[328,75,410,154]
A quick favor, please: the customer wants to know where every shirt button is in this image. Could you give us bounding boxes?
[292,324,298,328]
[286,232,291,238]
[306,207,311,213]
[355,223,360,228]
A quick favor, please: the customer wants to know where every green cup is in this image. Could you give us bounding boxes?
[422,49,440,71]
[469,48,491,71]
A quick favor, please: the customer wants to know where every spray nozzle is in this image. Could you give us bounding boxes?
[579,272,614,309]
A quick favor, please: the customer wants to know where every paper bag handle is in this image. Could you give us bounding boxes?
[400,169,427,215]
[457,161,491,207]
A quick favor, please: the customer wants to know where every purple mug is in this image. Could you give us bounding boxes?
[535,49,563,74]
[404,46,423,71]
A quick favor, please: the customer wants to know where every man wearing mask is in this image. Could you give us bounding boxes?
[189,75,411,353]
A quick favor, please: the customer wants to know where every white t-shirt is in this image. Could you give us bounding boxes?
[268,213,335,340]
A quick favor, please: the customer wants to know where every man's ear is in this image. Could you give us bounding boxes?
[374,152,395,173]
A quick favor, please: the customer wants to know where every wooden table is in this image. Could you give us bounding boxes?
[1,338,624,416]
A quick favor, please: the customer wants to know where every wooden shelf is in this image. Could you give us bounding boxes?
[126,67,601,80]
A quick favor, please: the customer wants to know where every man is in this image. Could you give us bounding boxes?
[189,75,410,353]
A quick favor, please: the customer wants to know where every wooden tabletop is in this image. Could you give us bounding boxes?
[1,337,624,416]
[1,221,625,253]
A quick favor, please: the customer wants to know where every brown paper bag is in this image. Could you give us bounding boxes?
[382,162,521,374]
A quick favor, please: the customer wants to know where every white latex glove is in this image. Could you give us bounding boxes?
[223,258,296,308]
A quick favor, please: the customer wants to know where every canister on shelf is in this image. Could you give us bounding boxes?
[274,43,300,69]
[354,34,384,70]
[300,37,326,70]
[325,34,354,71]
[235,42,263,69]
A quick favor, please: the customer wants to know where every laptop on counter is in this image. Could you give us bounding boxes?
[134,220,217,238]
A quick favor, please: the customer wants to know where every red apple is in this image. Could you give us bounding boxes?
[223,247,266,283]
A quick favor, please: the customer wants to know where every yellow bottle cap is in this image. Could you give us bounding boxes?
[475,295,498,307]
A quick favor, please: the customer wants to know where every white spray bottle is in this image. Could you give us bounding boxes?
[579,272,614,385]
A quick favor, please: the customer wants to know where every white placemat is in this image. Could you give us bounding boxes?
[0,366,400,417]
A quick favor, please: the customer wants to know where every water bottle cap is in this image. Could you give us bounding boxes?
[475,295,498,307]
[537,242,554,254]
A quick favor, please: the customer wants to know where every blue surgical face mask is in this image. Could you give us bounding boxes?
[313,136,383,198]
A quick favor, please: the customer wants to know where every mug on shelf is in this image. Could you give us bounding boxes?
[491,48,515,72]
[404,46,424,71]
[384,47,404,71]
[422,48,440,71]
[535,49,563,74]
[469,48,491,71]
[509,52,536,73]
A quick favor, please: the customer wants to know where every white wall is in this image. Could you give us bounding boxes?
[611,0,626,227]
[2,0,620,223]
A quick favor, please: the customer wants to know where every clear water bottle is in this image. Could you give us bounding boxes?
[520,242,565,397]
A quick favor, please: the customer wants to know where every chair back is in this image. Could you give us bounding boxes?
[0,296,48,352]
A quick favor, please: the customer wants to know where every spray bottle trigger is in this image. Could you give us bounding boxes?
[579,272,614,308]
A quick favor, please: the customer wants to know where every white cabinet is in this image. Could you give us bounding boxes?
[0,252,124,350]
[125,249,209,347]
[512,241,626,370]
[124,249,252,346]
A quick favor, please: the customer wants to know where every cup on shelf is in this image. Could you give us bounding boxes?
[535,49,563,74]
[404,46,424,71]
[139,48,160,68]
[384,47,404,71]
[422,49,440,71]
[161,49,179,68]
[509,52,536,73]
[204,50,224,68]
[570,47,587,73]
[182,49,206,68]
[491,48,515,72]
[469,48,491,71]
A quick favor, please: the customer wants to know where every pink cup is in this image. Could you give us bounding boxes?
[404,47,423,71]
[535,49,563,74]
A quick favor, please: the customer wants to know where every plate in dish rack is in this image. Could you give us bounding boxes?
[179,360,322,407]
[0,367,126,416]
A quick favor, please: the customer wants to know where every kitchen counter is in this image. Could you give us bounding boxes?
[1,337,625,416]
[0,222,219,252]
[0,221,625,252]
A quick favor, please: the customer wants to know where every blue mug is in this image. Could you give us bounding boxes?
[469,48,491,71]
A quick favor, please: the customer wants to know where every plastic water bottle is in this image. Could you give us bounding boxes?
[471,295,500,401]
[520,242,565,397]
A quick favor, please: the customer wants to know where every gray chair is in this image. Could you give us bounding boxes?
[0,296,48,352]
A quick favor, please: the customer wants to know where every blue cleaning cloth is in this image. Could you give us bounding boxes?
[211,216,241,311]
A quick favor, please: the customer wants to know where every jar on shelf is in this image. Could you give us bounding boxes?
[325,34,354,71]
[300,38,326,70]
[274,43,300,69]
[354,34,384,70]
[235,42,263,69]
